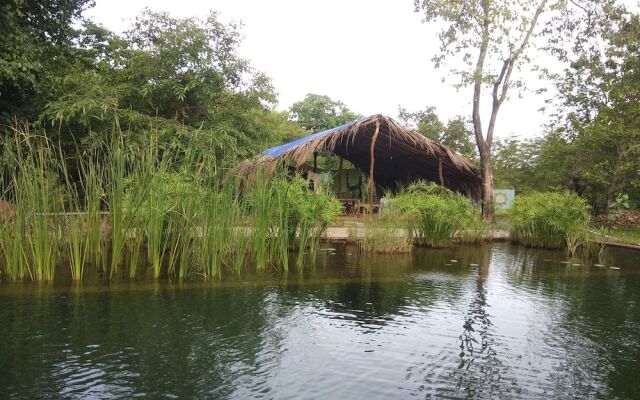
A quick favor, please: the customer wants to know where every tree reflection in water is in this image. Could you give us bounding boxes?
[453,245,518,398]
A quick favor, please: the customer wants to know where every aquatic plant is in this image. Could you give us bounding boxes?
[355,214,413,254]
[105,132,129,277]
[394,181,484,248]
[8,133,64,282]
[509,192,590,253]
[0,125,342,283]
[0,209,29,281]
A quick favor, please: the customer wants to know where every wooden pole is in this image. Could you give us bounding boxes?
[313,152,318,173]
[438,157,445,187]
[369,120,381,209]
[338,157,344,197]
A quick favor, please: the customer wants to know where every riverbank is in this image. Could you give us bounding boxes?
[322,223,640,251]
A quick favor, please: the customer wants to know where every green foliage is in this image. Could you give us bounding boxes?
[250,175,341,269]
[0,126,342,282]
[393,181,484,247]
[491,133,575,193]
[509,192,590,253]
[0,130,65,282]
[356,214,413,254]
[550,5,640,211]
[398,106,477,160]
[607,193,630,224]
[30,9,302,172]
[0,0,93,124]
[289,94,361,132]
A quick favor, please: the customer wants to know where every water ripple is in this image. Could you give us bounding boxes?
[1,243,640,398]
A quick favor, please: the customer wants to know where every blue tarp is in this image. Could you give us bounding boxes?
[262,118,366,157]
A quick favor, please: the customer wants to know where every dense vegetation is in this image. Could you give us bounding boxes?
[1,5,308,173]
[2,1,639,210]
[0,1,638,281]
[0,128,341,282]
[509,192,591,254]
[394,182,484,248]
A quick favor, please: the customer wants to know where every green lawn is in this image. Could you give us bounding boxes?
[493,212,640,247]
[605,227,640,246]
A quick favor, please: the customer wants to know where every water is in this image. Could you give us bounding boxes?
[1,243,640,399]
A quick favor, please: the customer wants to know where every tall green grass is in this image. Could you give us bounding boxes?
[0,126,342,282]
[355,214,413,254]
[394,181,484,248]
[246,175,341,271]
[1,132,63,282]
[509,192,590,254]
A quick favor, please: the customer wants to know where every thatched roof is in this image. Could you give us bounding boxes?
[235,115,482,199]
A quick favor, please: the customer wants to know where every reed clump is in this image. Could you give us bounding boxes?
[0,131,64,282]
[393,181,484,248]
[248,176,341,270]
[509,192,590,253]
[356,213,413,254]
[0,126,341,283]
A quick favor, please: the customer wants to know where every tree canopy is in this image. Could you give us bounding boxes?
[0,0,94,124]
[551,6,640,209]
[0,1,638,212]
[289,94,361,132]
[398,106,477,160]
[9,8,303,169]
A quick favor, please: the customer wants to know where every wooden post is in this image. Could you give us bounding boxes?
[313,152,318,173]
[369,120,381,209]
[337,157,344,197]
[438,157,445,187]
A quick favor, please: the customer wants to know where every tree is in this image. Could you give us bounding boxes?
[551,5,640,211]
[289,94,361,132]
[39,10,297,165]
[0,0,94,125]
[414,0,557,220]
[398,106,476,160]
[398,106,444,140]
[444,118,478,161]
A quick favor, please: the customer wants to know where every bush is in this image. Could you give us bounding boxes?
[393,181,483,247]
[509,191,590,252]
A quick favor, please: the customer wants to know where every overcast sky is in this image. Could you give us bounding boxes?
[85,0,554,139]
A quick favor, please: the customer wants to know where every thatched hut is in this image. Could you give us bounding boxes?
[235,114,482,200]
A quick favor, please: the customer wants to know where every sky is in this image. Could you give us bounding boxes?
[85,0,554,139]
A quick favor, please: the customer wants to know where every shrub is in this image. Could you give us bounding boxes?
[509,191,590,252]
[393,181,483,247]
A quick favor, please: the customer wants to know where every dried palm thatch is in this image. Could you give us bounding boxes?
[233,115,482,199]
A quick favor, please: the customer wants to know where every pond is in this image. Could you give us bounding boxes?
[1,243,640,399]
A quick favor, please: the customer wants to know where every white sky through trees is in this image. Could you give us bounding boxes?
[86,0,554,139]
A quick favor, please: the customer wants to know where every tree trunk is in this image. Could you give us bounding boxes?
[480,146,494,221]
